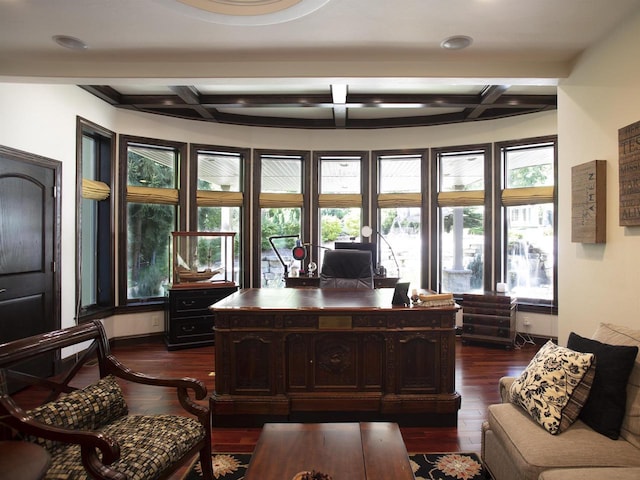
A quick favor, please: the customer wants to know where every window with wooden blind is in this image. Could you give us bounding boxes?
[497,137,557,307]
[120,136,186,304]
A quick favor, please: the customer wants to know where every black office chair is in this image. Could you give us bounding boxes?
[319,249,374,289]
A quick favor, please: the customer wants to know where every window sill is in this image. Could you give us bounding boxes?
[516,301,557,315]
[77,306,116,322]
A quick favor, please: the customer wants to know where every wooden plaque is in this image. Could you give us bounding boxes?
[572,160,606,243]
[619,120,640,226]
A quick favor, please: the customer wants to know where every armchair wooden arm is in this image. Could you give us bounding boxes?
[103,354,209,418]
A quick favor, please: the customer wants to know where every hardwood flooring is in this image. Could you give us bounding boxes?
[102,335,540,478]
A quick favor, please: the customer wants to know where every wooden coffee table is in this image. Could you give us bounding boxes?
[244,422,414,480]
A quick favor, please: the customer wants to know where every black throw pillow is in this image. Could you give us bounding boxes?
[567,332,638,439]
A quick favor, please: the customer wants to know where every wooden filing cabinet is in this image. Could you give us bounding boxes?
[461,292,517,348]
[165,285,237,350]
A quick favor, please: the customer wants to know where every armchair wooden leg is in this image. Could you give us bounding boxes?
[198,448,214,480]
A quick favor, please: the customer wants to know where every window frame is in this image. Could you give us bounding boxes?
[75,117,116,321]
[372,148,428,287]
[251,148,311,288]
[430,143,493,294]
[189,143,250,287]
[494,135,558,313]
[118,135,187,308]
[312,151,370,266]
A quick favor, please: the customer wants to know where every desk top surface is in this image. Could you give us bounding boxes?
[210,287,457,312]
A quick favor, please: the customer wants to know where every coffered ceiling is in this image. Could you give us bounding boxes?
[2,0,639,129]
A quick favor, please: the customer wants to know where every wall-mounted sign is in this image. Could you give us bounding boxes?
[619,120,640,226]
[572,160,606,243]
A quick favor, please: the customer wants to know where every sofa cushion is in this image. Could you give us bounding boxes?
[487,403,640,475]
[592,323,640,449]
[567,332,638,439]
[509,340,595,434]
[26,375,128,454]
[538,467,640,480]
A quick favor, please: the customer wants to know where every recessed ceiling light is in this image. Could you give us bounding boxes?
[440,35,473,50]
[52,35,88,51]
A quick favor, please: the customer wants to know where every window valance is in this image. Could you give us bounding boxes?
[377,193,422,208]
[197,190,244,207]
[126,186,179,205]
[82,179,110,201]
[502,186,554,206]
[259,193,304,208]
[437,190,485,207]
[318,193,362,208]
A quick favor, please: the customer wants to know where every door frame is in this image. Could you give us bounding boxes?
[0,144,62,334]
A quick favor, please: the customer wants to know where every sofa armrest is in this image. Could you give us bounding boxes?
[499,376,516,403]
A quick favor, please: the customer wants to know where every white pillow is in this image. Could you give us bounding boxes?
[509,340,595,434]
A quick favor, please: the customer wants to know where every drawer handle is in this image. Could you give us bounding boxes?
[181,300,196,307]
[181,325,196,332]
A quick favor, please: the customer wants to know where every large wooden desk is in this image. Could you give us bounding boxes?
[210,288,460,426]
[244,422,413,480]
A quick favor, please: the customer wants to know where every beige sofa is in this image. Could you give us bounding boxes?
[482,323,640,480]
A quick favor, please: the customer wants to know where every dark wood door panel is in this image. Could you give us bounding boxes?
[286,332,385,391]
[0,147,60,390]
[396,333,440,394]
[0,294,46,343]
[230,334,275,394]
[0,176,45,275]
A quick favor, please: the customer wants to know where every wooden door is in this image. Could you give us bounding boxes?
[0,146,60,381]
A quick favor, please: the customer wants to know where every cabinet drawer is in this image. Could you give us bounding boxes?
[172,295,214,315]
[463,314,511,327]
[463,306,514,316]
[462,324,511,339]
[172,316,215,341]
[171,289,235,316]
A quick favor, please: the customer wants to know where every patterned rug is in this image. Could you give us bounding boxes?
[183,451,487,480]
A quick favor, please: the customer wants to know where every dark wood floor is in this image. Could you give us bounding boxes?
[101,335,540,478]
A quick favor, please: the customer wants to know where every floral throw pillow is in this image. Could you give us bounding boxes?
[509,340,596,434]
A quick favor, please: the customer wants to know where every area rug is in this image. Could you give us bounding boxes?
[183,452,487,480]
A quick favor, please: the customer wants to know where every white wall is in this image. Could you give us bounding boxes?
[557,9,640,344]
[0,85,118,331]
[0,83,557,338]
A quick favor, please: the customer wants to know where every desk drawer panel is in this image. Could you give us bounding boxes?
[353,315,387,328]
[397,312,454,328]
[229,314,275,328]
[283,315,317,328]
